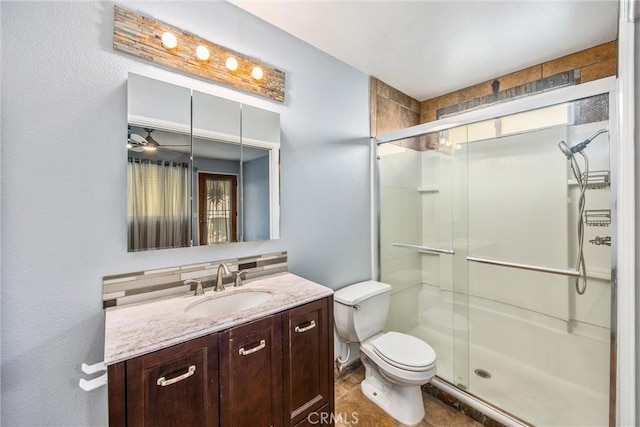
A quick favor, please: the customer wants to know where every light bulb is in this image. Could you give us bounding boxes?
[225,57,238,71]
[251,66,264,80]
[161,32,177,49]
[195,45,210,61]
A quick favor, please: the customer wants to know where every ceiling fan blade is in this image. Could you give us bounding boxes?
[129,133,147,144]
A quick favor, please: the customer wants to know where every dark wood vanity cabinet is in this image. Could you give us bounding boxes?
[219,314,283,427]
[108,296,333,427]
[110,334,219,427]
[283,298,333,426]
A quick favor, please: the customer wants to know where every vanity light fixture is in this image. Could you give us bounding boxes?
[195,45,210,61]
[114,6,286,101]
[225,57,239,71]
[161,32,178,49]
[251,66,264,80]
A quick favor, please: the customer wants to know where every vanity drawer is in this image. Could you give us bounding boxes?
[283,298,334,426]
[124,334,219,427]
[219,314,283,427]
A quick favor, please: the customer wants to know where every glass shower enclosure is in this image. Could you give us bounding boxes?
[377,84,614,426]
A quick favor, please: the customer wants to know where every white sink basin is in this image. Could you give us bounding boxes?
[185,291,273,317]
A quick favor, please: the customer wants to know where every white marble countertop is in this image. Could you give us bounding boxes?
[104,272,333,365]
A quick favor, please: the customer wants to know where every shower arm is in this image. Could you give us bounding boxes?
[568,128,609,155]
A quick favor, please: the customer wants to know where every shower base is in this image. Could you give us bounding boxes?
[408,324,608,427]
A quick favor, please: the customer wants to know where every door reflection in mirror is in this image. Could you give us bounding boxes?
[198,173,238,244]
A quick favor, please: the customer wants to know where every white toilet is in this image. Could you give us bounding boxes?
[334,280,437,426]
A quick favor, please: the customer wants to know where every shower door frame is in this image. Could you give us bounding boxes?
[373,76,628,426]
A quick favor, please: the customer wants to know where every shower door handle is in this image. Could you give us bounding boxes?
[392,243,455,255]
[466,256,580,277]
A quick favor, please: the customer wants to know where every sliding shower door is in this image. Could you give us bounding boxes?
[378,133,470,389]
[463,97,611,427]
[378,92,612,426]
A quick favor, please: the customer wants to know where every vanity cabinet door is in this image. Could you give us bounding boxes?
[219,314,283,427]
[283,297,334,426]
[125,334,219,427]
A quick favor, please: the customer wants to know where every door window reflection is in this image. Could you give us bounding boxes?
[198,173,238,244]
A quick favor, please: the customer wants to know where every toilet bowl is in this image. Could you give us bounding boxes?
[334,281,437,426]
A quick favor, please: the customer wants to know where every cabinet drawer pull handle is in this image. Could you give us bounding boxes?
[156,365,196,387]
[294,320,316,333]
[239,340,266,356]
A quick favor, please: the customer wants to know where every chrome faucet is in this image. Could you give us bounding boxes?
[184,279,203,296]
[214,263,231,292]
[234,270,248,287]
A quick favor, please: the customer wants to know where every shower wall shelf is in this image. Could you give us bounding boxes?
[567,170,611,189]
[584,209,611,227]
[583,171,610,189]
[392,242,454,255]
[417,186,439,193]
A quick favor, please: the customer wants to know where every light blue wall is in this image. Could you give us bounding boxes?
[0,2,371,425]
[243,155,270,241]
[194,157,241,176]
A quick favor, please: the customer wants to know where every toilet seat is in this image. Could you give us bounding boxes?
[370,332,436,372]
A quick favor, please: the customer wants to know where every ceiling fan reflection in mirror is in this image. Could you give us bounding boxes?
[127,128,146,152]
[127,127,184,152]
[141,128,160,151]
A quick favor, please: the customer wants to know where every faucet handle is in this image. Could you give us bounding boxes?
[234,270,248,287]
[184,279,203,296]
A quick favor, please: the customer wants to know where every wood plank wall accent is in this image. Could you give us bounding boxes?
[370,77,421,138]
[112,5,286,102]
[370,77,436,151]
[420,41,617,123]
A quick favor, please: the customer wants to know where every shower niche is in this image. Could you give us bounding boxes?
[378,90,613,427]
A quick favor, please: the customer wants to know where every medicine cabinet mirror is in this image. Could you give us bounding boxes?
[127,73,280,252]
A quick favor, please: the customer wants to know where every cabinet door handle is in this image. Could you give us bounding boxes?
[294,320,316,333]
[156,365,196,387]
[239,339,266,356]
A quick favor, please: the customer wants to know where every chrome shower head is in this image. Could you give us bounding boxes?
[558,140,573,159]
[558,128,608,160]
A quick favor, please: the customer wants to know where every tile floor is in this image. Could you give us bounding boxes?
[334,365,483,427]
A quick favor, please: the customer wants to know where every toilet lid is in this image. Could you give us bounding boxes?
[371,332,436,371]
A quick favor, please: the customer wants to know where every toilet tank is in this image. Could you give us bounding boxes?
[334,281,391,342]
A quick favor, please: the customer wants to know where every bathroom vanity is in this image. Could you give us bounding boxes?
[104,273,334,427]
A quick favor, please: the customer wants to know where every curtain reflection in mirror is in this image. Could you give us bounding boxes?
[128,158,190,251]
[199,173,238,244]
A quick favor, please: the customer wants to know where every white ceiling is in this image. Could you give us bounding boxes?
[231,0,619,101]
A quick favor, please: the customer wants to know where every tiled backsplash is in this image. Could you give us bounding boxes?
[102,252,288,308]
